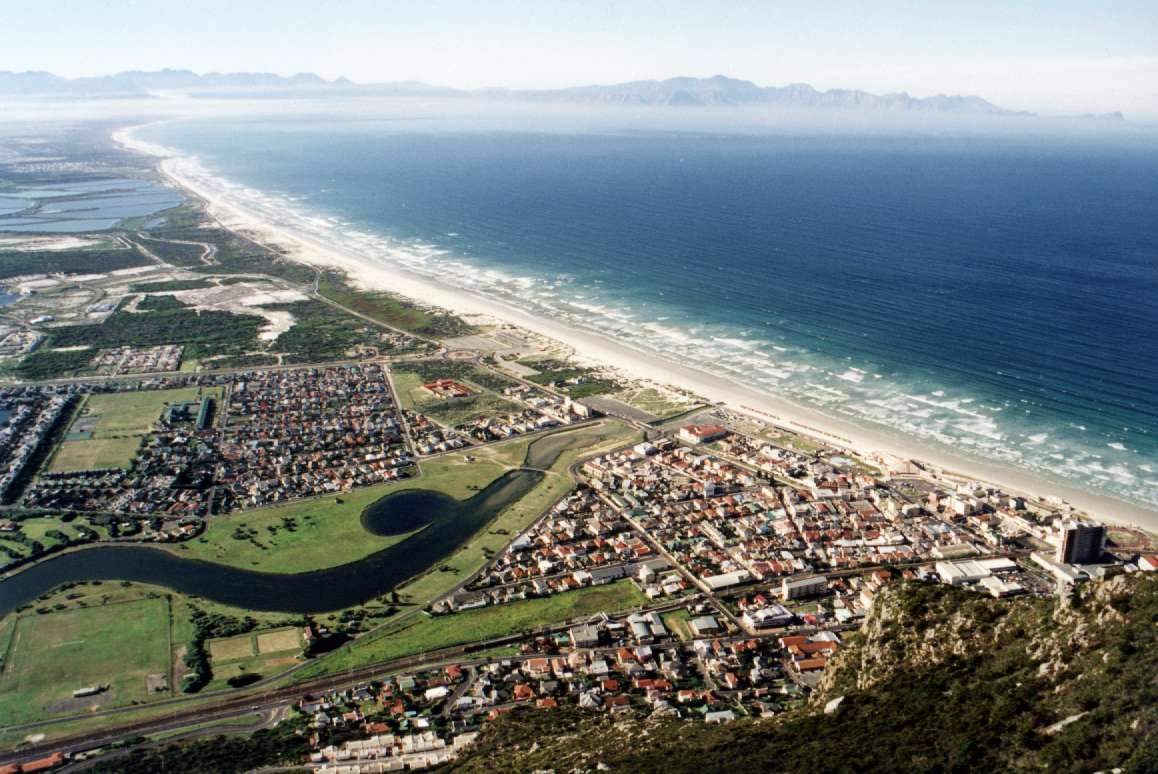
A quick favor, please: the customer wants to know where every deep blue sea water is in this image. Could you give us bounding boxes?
[140,116,1158,508]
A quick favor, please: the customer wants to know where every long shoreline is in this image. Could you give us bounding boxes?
[113,124,1158,534]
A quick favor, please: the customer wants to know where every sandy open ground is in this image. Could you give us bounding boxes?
[114,126,1158,533]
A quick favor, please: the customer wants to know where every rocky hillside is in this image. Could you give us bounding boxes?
[452,574,1157,773]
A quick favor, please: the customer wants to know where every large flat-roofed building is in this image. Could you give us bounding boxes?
[679,423,728,445]
[569,624,600,649]
[1032,552,1088,586]
[935,557,1019,586]
[702,569,751,590]
[1057,521,1106,565]
[782,575,828,600]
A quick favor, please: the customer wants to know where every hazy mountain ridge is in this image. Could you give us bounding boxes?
[502,74,1021,113]
[0,70,1025,114]
[0,69,458,99]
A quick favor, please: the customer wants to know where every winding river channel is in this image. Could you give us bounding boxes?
[0,469,544,616]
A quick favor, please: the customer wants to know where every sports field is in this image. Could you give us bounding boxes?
[48,436,143,472]
[0,597,172,725]
[48,386,221,472]
[81,386,219,438]
[391,370,436,411]
[204,625,304,691]
[207,625,303,663]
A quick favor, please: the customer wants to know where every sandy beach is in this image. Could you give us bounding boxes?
[114,125,1158,534]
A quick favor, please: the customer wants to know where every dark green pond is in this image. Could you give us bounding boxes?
[0,469,543,615]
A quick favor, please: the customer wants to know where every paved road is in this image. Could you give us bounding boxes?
[0,596,688,768]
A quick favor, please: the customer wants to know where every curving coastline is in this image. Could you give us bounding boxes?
[112,123,1158,533]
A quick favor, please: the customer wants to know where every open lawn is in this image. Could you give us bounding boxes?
[9,517,107,546]
[0,518,109,567]
[296,582,647,679]
[204,626,304,691]
[393,368,523,426]
[48,436,143,472]
[420,392,525,427]
[613,385,702,420]
[80,386,220,438]
[208,633,256,662]
[391,370,435,412]
[207,650,302,692]
[0,596,172,725]
[662,609,694,641]
[168,440,530,573]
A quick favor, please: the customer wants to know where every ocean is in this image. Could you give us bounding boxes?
[138,114,1158,510]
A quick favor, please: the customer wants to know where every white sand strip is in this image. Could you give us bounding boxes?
[113,125,1158,533]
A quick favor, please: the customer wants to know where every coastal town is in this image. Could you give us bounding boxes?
[2,336,1152,771]
[0,123,1154,774]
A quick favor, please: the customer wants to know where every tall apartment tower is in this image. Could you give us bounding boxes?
[1057,521,1106,564]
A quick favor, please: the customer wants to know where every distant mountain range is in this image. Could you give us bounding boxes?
[0,70,1029,115]
[0,69,456,99]
[485,75,1022,114]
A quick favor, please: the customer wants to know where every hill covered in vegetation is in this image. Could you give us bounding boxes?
[453,574,1158,773]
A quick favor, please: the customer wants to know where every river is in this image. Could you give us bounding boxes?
[0,469,543,616]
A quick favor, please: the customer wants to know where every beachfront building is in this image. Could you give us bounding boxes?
[679,424,728,445]
[1056,520,1107,564]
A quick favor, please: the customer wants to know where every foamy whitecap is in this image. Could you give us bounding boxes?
[119,124,1158,510]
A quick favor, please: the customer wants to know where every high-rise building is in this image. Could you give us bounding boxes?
[1057,521,1106,564]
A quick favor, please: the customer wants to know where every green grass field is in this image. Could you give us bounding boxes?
[393,368,523,426]
[82,387,220,438]
[47,386,222,472]
[0,580,307,734]
[0,518,110,566]
[204,626,304,691]
[613,385,701,420]
[47,436,143,472]
[391,370,435,411]
[296,582,647,679]
[168,438,533,573]
[662,609,694,641]
[0,597,173,725]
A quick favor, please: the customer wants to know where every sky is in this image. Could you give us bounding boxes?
[3,0,1156,117]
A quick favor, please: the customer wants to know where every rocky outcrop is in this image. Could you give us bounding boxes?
[455,574,1157,773]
